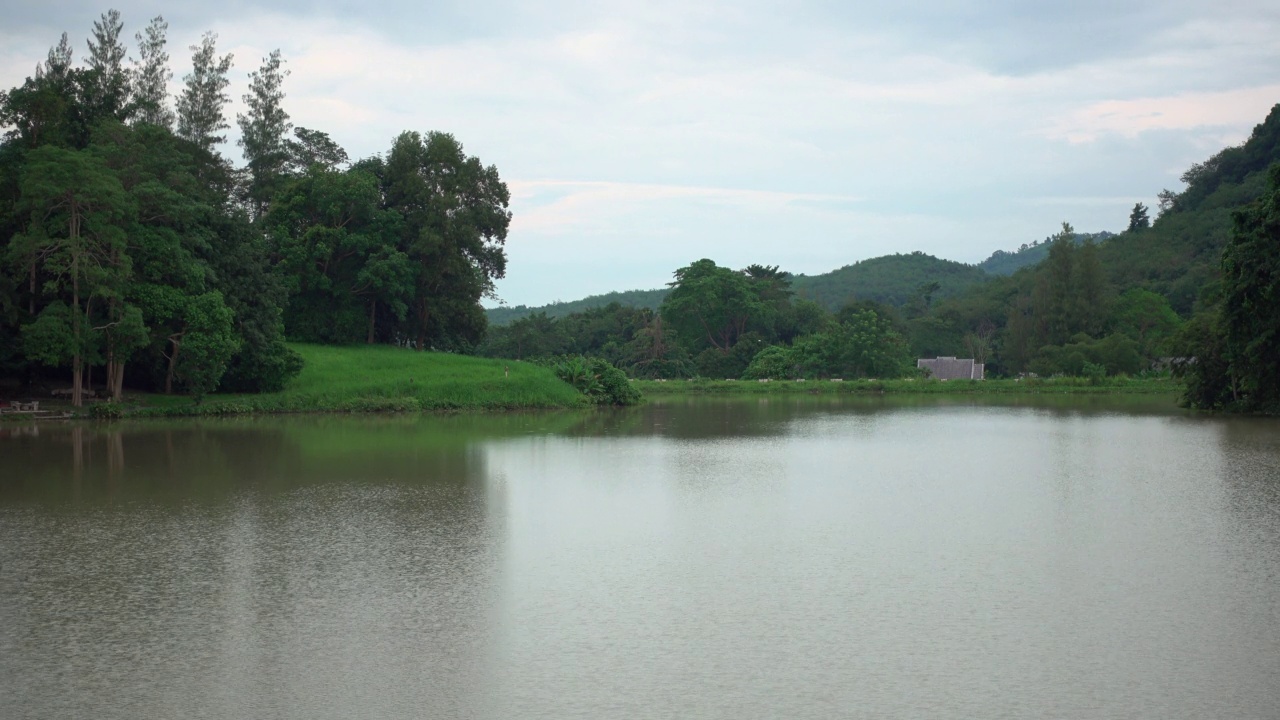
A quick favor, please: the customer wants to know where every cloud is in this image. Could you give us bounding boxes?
[508,179,863,234]
[1045,85,1280,143]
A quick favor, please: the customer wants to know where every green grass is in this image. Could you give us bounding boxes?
[120,343,588,417]
[633,375,1183,396]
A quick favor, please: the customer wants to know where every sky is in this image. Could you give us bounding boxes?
[3,1,1279,307]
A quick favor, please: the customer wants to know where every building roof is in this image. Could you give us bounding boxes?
[917,356,984,380]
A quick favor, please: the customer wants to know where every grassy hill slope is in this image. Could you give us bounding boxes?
[134,343,587,415]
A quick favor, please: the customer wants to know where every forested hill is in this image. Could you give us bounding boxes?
[1094,103,1280,314]
[487,288,668,326]
[791,252,989,310]
[978,232,1115,276]
[486,234,1124,326]
[488,252,993,326]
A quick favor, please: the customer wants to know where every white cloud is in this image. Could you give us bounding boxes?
[1045,85,1280,143]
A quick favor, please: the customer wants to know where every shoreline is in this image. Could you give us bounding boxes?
[631,376,1183,396]
[2,375,1184,422]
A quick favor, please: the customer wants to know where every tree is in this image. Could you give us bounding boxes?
[39,33,74,82]
[783,309,912,379]
[1127,202,1150,232]
[237,49,291,215]
[1110,288,1181,355]
[661,259,764,354]
[12,145,130,406]
[131,15,173,128]
[1073,234,1106,336]
[285,127,349,173]
[85,9,130,119]
[268,165,412,344]
[170,290,238,400]
[1219,164,1280,411]
[176,32,233,152]
[1034,222,1077,346]
[380,131,511,349]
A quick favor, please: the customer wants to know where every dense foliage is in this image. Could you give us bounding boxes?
[1181,165,1280,412]
[1,12,509,404]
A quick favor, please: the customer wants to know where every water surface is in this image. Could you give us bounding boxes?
[2,396,1278,719]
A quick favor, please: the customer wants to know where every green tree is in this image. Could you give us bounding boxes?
[1127,202,1150,232]
[1034,222,1077,346]
[170,290,239,400]
[788,309,912,379]
[1110,288,1181,356]
[661,259,764,354]
[237,49,291,215]
[285,127,349,173]
[1220,165,1280,411]
[84,9,131,120]
[380,131,511,350]
[176,32,233,152]
[40,33,74,82]
[131,15,173,128]
[1073,234,1107,336]
[11,145,129,406]
[269,165,413,343]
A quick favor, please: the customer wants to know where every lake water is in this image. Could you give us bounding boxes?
[2,396,1278,719]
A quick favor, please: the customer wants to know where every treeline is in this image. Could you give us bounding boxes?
[976,231,1115,276]
[0,11,510,405]
[482,103,1280,405]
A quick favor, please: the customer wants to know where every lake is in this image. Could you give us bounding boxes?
[2,396,1278,719]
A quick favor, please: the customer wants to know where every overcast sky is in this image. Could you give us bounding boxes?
[4,2,1279,307]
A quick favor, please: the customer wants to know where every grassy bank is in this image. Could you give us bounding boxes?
[633,375,1183,396]
[112,344,588,417]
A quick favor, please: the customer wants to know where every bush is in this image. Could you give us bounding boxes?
[1082,361,1107,385]
[547,355,642,405]
[742,345,797,379]
[88,402,124,420]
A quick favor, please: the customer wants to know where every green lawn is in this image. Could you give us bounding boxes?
[123,344,587,417]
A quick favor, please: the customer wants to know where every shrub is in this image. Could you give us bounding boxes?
[88,402,124,420]
[547,355,642,405]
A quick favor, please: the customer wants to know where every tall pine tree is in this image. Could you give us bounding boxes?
[237,49,291,216]
[85,9,130,119]
[131,15,173,128]
[176,32,233,152]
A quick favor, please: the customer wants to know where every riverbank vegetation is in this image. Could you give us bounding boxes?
[633,375,1181,397]
[1,10,1277,414]
[92,344,587,417]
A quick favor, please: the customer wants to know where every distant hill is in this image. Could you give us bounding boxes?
[488,252,995,326]
[487,288,668,326]
[978,231,1115,276]
[791,252,991,310]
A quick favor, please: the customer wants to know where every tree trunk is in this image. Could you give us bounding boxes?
[165,334,183,394]
[72,255,82,408]
[72,353,83,408]
[417,299,428,350]
[367,300,376,344]
[112,362,125,403]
